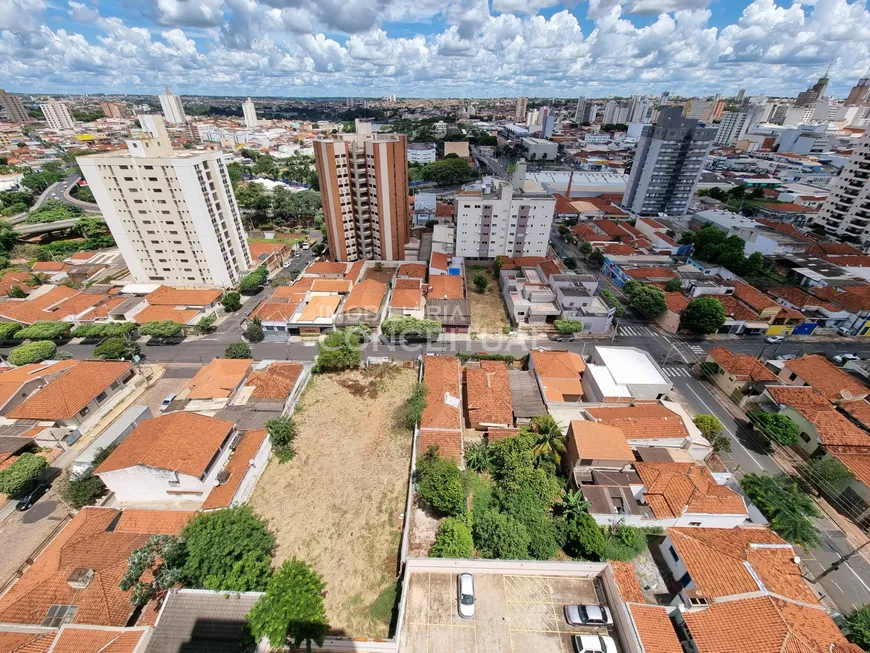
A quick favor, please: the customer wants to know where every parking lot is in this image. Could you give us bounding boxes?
[401,570,609,653]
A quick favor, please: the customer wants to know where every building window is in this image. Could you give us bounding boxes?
[799,432,812,443]
[669,546,679,562]
[96,391,107,403]
[688,521,702,527]
[79,407,90,417]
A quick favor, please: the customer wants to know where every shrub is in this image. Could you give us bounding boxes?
[740,473,820,547]
[563,513,605,560]
[599,288,625,318]
[693,414,723,440]
[7,286,26,298]
[800,456,855,488]
[416,447,465,516]
[140,320,183,339]
[404,382,428,428]
[472,273,489,293]
[464,441,492,473]
[94,337,140,360]
[222,291,242,312]
[194,314,216,334]
[664,278,683,292]
[473,510,530,560]
[0,322,21,340]
[58,470,107,508]
[601,523,655,562]
[14,321,71,340]
[749,411,800,446]
[9,341,57,365]
[524,511,558,560]
[315,328,361,371]
[554,319,583,334]
[71,322,137,339]
[225,342,252,359]
[455,351,514,364]
[430,517,474,558]
[266,416,296,463]
[244,319,265,343]
[239,266,268,294]
[381,316,441,339]
[844,605,870,650]
[0,452,47,497]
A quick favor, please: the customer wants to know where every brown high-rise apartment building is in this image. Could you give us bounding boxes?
[845,72,870,107]
[100,101,126,119]
[0,90,30,123]
[314,119,409,262]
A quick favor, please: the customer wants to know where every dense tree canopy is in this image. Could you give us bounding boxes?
[680,297,727,334]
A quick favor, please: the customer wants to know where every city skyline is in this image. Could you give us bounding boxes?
[2,0,870,98]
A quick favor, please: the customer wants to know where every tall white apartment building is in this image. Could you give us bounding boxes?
[39,99,75,131]
[714,107,763,146]
[242,98,258,128]
[812,133,870,248]
[78,116,252,287]
[602,101,629,125]
[158,88,187,125]
[454,170,555,259]
[0,90,30,123]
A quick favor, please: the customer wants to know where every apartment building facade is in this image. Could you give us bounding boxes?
[714,108,762,146]
[242,98,258,128]
[813,132,870,248]
[454,179,555,258]
[78,116,252,287]
[622,108,716,216]
[39,98,75,131]
[515,97,528,123]
[0,90,30,123]
[159,88,187,125]
[314,119,409,262]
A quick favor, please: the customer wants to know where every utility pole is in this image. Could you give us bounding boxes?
[663,342,678,366]
[611,318,619,343]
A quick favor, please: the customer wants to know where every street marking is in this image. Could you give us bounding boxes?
[662,367,692,378]
[844,561,870,596]
[680,382,766,472]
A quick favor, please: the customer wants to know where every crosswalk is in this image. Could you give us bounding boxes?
[688,344,705,355]
[662,366,694,378]
[618,325,657,337]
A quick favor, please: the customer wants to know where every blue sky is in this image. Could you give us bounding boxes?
[2,0,869,98]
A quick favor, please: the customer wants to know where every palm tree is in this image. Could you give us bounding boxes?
[464,442,491,473]
[531,415,566,466]
[556,489,590,521]
[27,273,49,287]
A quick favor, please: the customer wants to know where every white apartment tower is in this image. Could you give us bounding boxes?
[454,167,555,258]
[714,107,762,146]
[313,119,410,262]
[158,88,187,125]
[0,90,30,123]
[813,133,870,248]
[39,99,75,131]
[77,115,252,288]
[242,98,258,128]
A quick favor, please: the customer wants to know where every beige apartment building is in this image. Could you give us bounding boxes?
[813,132,870,248]
[78,115,252,287]
[39,98,75,131]
[314,119,409,262]
[0,90,30,124]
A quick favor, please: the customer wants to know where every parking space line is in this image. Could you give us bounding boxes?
[545,577,565,653]
[503,574,515,653]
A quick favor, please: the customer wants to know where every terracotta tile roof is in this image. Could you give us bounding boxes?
[68,251,98,261]
[784,355,868,403]
[395,279,421,291]
[499,256,551,270]
[537,260,560,280]
[466,361,513,427]
[390,287,423,309]
[185,358,251,400]
[0,631,55,653]
[804,409,870,450]
[245,362,303,399]
[664,292,689,314]
[682,596,853,653]
[6,361,131,421]
[603,243,636,255]
[831,452,870,486]
[0,508,192,627]
[769,287,820,308]
[247,242,287,258]
[341,279,386,314]
[305,261,348,276]
[421,356,462,433]
[430,251,449,271]
[732,281,780,312]
[49,626,149,653]
[487,427,520,441]
[201,430,268,510]
[625,267,677,280]
[827,255,870,267]
[530,350,585,402]
[636,463,747,518]
[273,278,313,298]
[77,296,128,321]
[113,509,194,535]
[707,347,778,381]
[0,272,33,297]
[435,203,454,218]
[344,260,365,282]
[841,399,870,429]
[95,412,234,477]
[570,421,633,461]
[766,385,831,413]
[144,286,222,307]
[572,224,605,242]
[31,262,68,272]
[594,219,635,238]
[717,295,761,322]
[299,295,341,321]
[667,528,817,604]
[629,604,682,653]
[250,298,301,322]
[427,275,463,300]
[418,429,462,461]
[132,305,199,325]
[0,360,77,411]
[398,263,427,279]
[609,561,646,604]
[311,279,352,293]
[774,305,805,321]
[812,286,870,313]
[586,404,688,440]
[0,286,93,324]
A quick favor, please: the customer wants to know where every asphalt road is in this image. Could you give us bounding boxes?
[673,375,870,613]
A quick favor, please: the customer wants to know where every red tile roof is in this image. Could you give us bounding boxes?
[530,350,585,403]
[629,604,683,653]
[609,561,646,604]
[636,463,747,518]
[625,267,677,280]
[732,281,780,313]
[466,361,512,427]
[132,305,199,325]
[717,295,761,322]
[144,286,222,307]
[664,292,689,314]
[398,263,427,279]
[783,355,868,403]
[570,421,633,461]
[201,430,268,510]
[586,404,688,440]
[707,347,778,381]
[341,279,387,314]
[429,251,449,271]
[306,261,348,276]
[245,362,303,399]
[185,358,251,400]
[428,275,463,300]
[49,626,149,653]
[421,356,462,434]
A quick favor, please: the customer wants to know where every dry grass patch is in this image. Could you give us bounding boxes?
[467,267,511,334]
[248,366,415,638]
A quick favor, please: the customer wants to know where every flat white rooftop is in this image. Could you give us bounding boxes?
[595,346,668,386]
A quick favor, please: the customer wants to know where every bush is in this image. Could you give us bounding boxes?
[225,342,252,359]
[416,447,465,516]
[472,273,489,293]
[524,511,558,560]
[316,328,361,371]
[222,291,242,312]
[601,523,657,562]
[749,411,800,446]
[554,319,583,334]
[14,321,71,340]
[563,513,605,560]
[599,288,625,318]
[664,278,683,292]
[844,605,870,650]
[239,266,268,294]
[800,456,854,488]
[58,470,107,508]
[140,320,183,339]
[7,286,26,298]
[455,351,514,364]
[94,337,140,360]
[244,319,264,343]
[381,316,441,339]
[71,322,137,339]
[464,441,492,473]
[430,517,474,558]
[0,322,21,340]
[740,473,820,547]
[194,314,216,334]
[266,416,296,463]
[404,382,428,428]
[0,453,47,497]
[9,341,57,365]
[473,510,530,560]
[693,414,722,440]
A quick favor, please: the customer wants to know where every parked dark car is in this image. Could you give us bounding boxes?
[16,482,50,511]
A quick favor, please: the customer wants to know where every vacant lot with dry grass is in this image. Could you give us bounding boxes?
[467,266,512,334]
[249,366,416,638]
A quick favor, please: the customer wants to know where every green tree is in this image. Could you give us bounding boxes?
[239,267,268,294]
[530,415,566,466]
[195,314,216,334]
[265,416,297,463]
[222,291,242,312]
[0,322,21,339]
[59,470,107,508]
[579,242,593,259]
[75,185,95,203]
[588,249,605,267]
[431,517,474,558]
[315,328,361,371]
[382,316,441,340]
[681,297,727,334]
[749,411,800,446]
[244,318,265,343]
[21,170,62,194]
[630,285,667,316]
[416,447,465,516]
[182,506,275,591]
[740,473,820,547]
[5,285,24,299]
[801,456,855,487]
[473,510,530,560]
[555,489,590,521]
[563,512,606,560]
[0,452,47,496]
[464,441,492,473]
[225,342,252,359]
[8,341,57,365]
[246,558,329,652]
[664,278,683,292]
[693,414,723,440]
[554,319,583,334]
[140,320,183,340]
[94,337,140,360]
[844,605,870,650]
[622,280,643,297]
[472,273,489,293]
[420,158,477,185]
[14,321,71,340]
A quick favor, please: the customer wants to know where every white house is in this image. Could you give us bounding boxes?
[582,346,672,403]
[94,412,237,505]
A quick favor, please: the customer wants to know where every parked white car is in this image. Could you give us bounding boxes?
[765,336,785,344]
[457,573,475,619]
[833,353,860,364]
[564,605,613,626]
[572,635,618,653]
